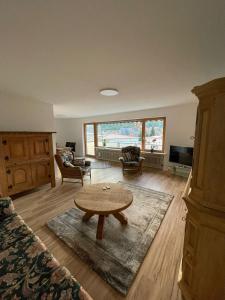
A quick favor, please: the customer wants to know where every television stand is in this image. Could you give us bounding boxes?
[168,164,191,178]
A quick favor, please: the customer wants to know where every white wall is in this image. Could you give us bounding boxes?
[55,118,83,155]
[0,91,55,132]
[55,102,198,167]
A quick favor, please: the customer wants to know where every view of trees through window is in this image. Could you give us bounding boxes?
[145,119,164,151]
[84,118,165,156]
[97,121,142,148]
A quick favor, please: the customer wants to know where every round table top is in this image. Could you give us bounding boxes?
[74,183,133,214]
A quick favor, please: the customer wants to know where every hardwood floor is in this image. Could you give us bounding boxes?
[14,164,187,300]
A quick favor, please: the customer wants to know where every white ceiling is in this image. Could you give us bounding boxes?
[0,0,225,118]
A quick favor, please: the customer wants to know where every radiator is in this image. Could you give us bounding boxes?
[95,147,165,169]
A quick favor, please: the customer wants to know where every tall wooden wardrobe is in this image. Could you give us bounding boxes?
[0,132,56,197]
[179,78,225,300]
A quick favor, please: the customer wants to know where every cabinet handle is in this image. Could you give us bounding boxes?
[4,156,9,161]
[182,216,186,222]
[6,169,11,174]
[2,140,7,145]
[48,175,51,178]
[45,139,48,142]
[8,185,12,189]
[46,152,49,155]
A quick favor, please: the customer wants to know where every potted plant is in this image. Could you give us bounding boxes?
[150,138,157,152]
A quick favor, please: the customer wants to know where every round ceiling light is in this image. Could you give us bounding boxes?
[99,88,119,96]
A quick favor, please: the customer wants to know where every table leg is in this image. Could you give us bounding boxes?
[96,215,105,240]
[82,212,94,222]
[113,212,128,225]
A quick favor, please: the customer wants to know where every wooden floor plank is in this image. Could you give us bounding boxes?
[14,165,186,300]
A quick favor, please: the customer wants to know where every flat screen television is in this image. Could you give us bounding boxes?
[169,145,193,166]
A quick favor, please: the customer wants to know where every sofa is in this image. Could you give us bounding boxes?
[0,197,92,300]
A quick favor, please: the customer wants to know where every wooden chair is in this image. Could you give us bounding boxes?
[119,146,145,174]
[55,154,84,185]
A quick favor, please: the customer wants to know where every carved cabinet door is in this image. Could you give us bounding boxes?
[6,164,33,195]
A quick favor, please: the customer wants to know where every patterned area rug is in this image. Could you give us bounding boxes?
[47,182,173,295]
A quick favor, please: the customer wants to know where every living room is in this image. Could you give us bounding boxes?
[0,1,225,300]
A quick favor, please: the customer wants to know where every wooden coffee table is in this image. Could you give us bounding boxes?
[74,183,133,239]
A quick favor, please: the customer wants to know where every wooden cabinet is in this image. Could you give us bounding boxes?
[179,78,225,300]
[0,132,55,196]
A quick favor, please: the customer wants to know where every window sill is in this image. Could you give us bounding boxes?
[95,146,166,156]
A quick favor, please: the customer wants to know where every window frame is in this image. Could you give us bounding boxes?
[84,117,166,156]
[84,123,97,157]
[142,117,166,153]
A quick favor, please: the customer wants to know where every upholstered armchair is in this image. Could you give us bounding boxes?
[55,154,89,185]
[119,146,145,174]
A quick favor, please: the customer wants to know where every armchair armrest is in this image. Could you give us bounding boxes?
[67,165,82,172]
[0,197,15,221]
[75,165,82,171]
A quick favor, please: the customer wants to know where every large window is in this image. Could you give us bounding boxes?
[84,117,165,156]
[97,121,142,149]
